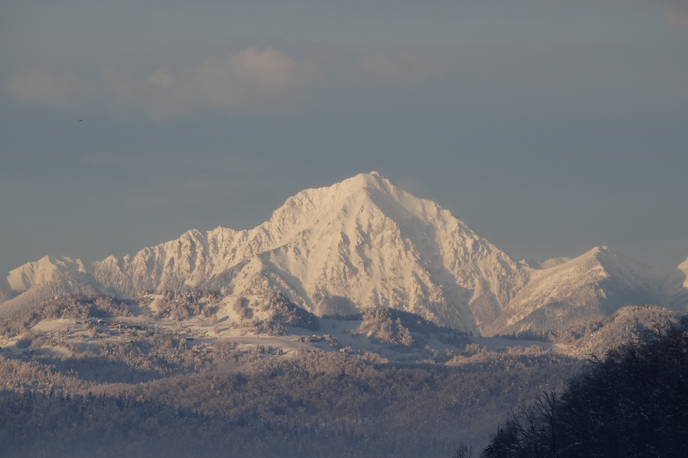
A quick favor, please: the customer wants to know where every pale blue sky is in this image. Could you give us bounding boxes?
[2,0,688,286]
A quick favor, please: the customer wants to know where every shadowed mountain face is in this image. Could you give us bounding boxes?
[3,172,687,334]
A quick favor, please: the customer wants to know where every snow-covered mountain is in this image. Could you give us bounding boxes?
[90,172,529,332]
[3,172,687,333]
[0,288,18,305]
[664,256,688,314]
[679,258,688,289]
[485,247,674,335]
[519,257,571,270]
[0,271,113,319]
[7,255,97,291]
[552,304,678,358]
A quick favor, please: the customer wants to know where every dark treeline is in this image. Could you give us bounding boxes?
[481,318,688,458]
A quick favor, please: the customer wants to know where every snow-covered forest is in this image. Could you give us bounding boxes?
[481,318,688,457]
[0,289,682,457]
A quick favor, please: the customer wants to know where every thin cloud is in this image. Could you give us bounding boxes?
[8,47,321,120]
[104,46,321,120]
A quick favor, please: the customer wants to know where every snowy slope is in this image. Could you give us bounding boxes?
[7,255,97,291]
[679,258,688,289]
[92,172,528,332]
[484,247,671,335]
[0,272,114,319]
[553,305,678,358]
[5,172,686,333]
[664,257,688,313]
[519,257,571,270]
[0,289,18,305]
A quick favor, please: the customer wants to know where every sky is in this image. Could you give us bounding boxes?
[1,0,688,287]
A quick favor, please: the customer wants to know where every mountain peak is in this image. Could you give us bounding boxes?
[347,170,387,188]
[6,172,681,335]
[679,258,688,288]
[264,172,413,238]
[82,171,528,331]
[315,171,396,199]
[589,245,613,256]
[7,255,96,291]
[578,246,631,266]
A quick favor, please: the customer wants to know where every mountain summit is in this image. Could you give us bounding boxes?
[91,172,528,332]
[485,246,675,335]
[3,172,686,332]
[7,255,97,291]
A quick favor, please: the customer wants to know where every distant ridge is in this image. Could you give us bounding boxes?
[486,246,676,335]
[0,271,113,319]
[7,255,97,291]
[4,172,688,333]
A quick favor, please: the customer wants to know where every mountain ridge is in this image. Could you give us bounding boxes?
[4,172,687,333]
[84,171,531,332]
[7,255,98,291]
[484,246,676,335]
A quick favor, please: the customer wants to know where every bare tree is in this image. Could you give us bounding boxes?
[453,442,474,458]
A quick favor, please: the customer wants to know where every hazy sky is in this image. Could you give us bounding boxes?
[2,0,688,287]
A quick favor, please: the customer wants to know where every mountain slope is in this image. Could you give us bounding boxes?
[553,304,678,358]
[5,172,686,334]
[91,172,528,332]
[7,255,97,291]
[665,257,688,313]
[484,247,672,335]
[0,272,114,319]
[0,289,18,305]
[680,258,688,288]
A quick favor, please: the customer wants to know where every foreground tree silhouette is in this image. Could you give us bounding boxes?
[481,317,688,458]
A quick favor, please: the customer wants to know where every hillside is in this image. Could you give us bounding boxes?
[0,287,680,457]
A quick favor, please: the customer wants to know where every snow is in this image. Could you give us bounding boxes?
[5,172,687,336]
[519,257,571,270]
[7,255,97,291]
[540,257,573,269]
[0,290,556,366]
[0,288,677,371]
[83,172,530,332]
[0,272,113,319]
[679,258,688,288]
[485,246,672,335]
